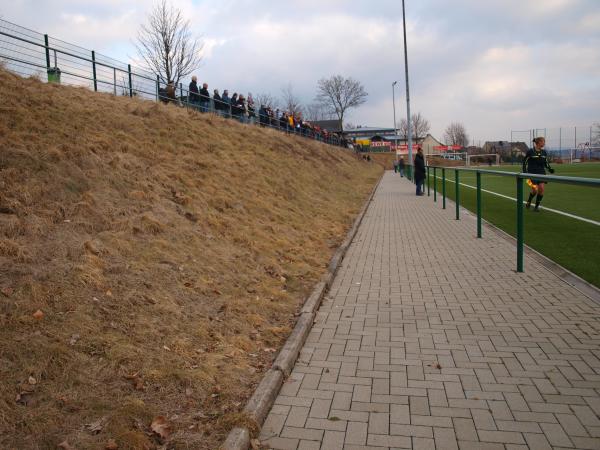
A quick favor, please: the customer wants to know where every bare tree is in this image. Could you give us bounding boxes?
[444,122,469,147]
[281,83,304,116]
[397,112,430,139]
[316,75,367,133]
[255,92,279,110]
[135,0,203,86]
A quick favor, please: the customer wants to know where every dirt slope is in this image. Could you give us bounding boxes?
[0,68,381,449]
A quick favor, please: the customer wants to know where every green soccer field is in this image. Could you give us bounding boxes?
[427,162,600,287]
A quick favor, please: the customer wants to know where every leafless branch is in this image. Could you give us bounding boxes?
[135,0,203,86]
[315,75,367,133]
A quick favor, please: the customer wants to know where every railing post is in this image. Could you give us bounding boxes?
[113,68,117,95]
[433,167,437,202]
[179,82,183,101]
[455,169,460,220]
[44,34,51,69]
[442,168,446,209]
[156,75,160,101]
[427,167,430,196]
[127,64,133,97]
[476,171,482,238]
[516,176,524,272]
[91,50,97,92]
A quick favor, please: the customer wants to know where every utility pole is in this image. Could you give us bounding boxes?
[401,0,413,180]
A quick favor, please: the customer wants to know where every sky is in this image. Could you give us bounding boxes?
[2,0,599,143]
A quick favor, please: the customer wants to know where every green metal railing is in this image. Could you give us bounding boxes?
[426,166,600,273]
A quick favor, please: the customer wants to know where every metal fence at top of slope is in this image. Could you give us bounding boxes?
[0,18,345,147]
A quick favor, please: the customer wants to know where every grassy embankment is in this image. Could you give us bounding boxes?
[429,163,600,286]
[0,68,382,449]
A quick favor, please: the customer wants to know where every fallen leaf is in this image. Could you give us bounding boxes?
[28,376,37,385]
[1,287,13,297]
[435,363,442,370]
[328,416,341,421]
[105,439,118,450]
[58,441,76,450]
[263,348,277,353]
[134,379,144,391]
[33,310,44,320]
[69,334,80,345]
[105,290,113,297]
[86,417,106,434]
[150,416,172,440]
[250,438,261,450]
[163,345,171,351]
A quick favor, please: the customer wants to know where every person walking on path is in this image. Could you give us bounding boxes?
[523,136,554,211]
[414,148,426,195]
[399,156,405,177]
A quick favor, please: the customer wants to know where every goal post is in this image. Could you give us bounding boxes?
[467,153,500,166]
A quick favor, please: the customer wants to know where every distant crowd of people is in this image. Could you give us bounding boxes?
[159,76,345,147]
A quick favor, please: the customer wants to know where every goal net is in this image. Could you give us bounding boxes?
[426,152,467,167]
[467,153,500,166]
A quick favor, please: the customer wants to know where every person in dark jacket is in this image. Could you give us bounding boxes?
[523,136,554,211]
[213,89,222,113]
[199,82,210,112]
[222,90,231,117]
[398,157,405,177]
[258,105,268,126]
[414,148,426,195]
[188,76,199,107]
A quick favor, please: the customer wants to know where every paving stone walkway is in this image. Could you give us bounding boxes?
[259,171,600,450]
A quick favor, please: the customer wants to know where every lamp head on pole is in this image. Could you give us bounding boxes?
[392,81,398,86]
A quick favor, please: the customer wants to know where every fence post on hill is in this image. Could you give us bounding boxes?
[442,168,446,209]
[155,75,159,101]
[113,68,117,95]
[127,64,133,97]
[44,34,50,71]
[455,169,460,220]
[91,50,97,92]
[516,177,524,272]
[179,83,183,101]
[476,171,482,238]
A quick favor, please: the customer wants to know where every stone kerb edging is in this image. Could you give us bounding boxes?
[221,171,383,450]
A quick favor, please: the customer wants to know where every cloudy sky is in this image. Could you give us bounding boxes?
[2,0,599,142]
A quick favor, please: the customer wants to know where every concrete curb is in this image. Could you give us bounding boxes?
[272,313,315,377]
[221,171,383,450]
[243,369,285,424]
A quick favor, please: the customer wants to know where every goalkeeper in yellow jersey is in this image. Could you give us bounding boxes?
[522,137,555,211]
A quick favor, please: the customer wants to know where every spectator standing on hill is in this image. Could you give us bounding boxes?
[213,89,222,113]
[222,90,231,116]
[414,148,426,195]
[199,83,210,112]
[399,156,405,177]
[230,93,240,117]
[166,81,176,103]
[247,93,256,121]
[523,136,554,211]
[189,76,199,107]
[259,105,269,126]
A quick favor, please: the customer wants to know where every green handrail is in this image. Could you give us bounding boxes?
[427,165,600,273]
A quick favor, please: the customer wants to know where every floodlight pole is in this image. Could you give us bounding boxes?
[401,0,413,180]
[392,81,398,135]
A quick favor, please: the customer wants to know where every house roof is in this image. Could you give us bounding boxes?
[312,120,342,133]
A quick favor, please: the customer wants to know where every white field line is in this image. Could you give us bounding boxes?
[434,176,600,227]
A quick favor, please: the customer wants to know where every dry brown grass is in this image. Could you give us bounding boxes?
[0,68,381,449]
